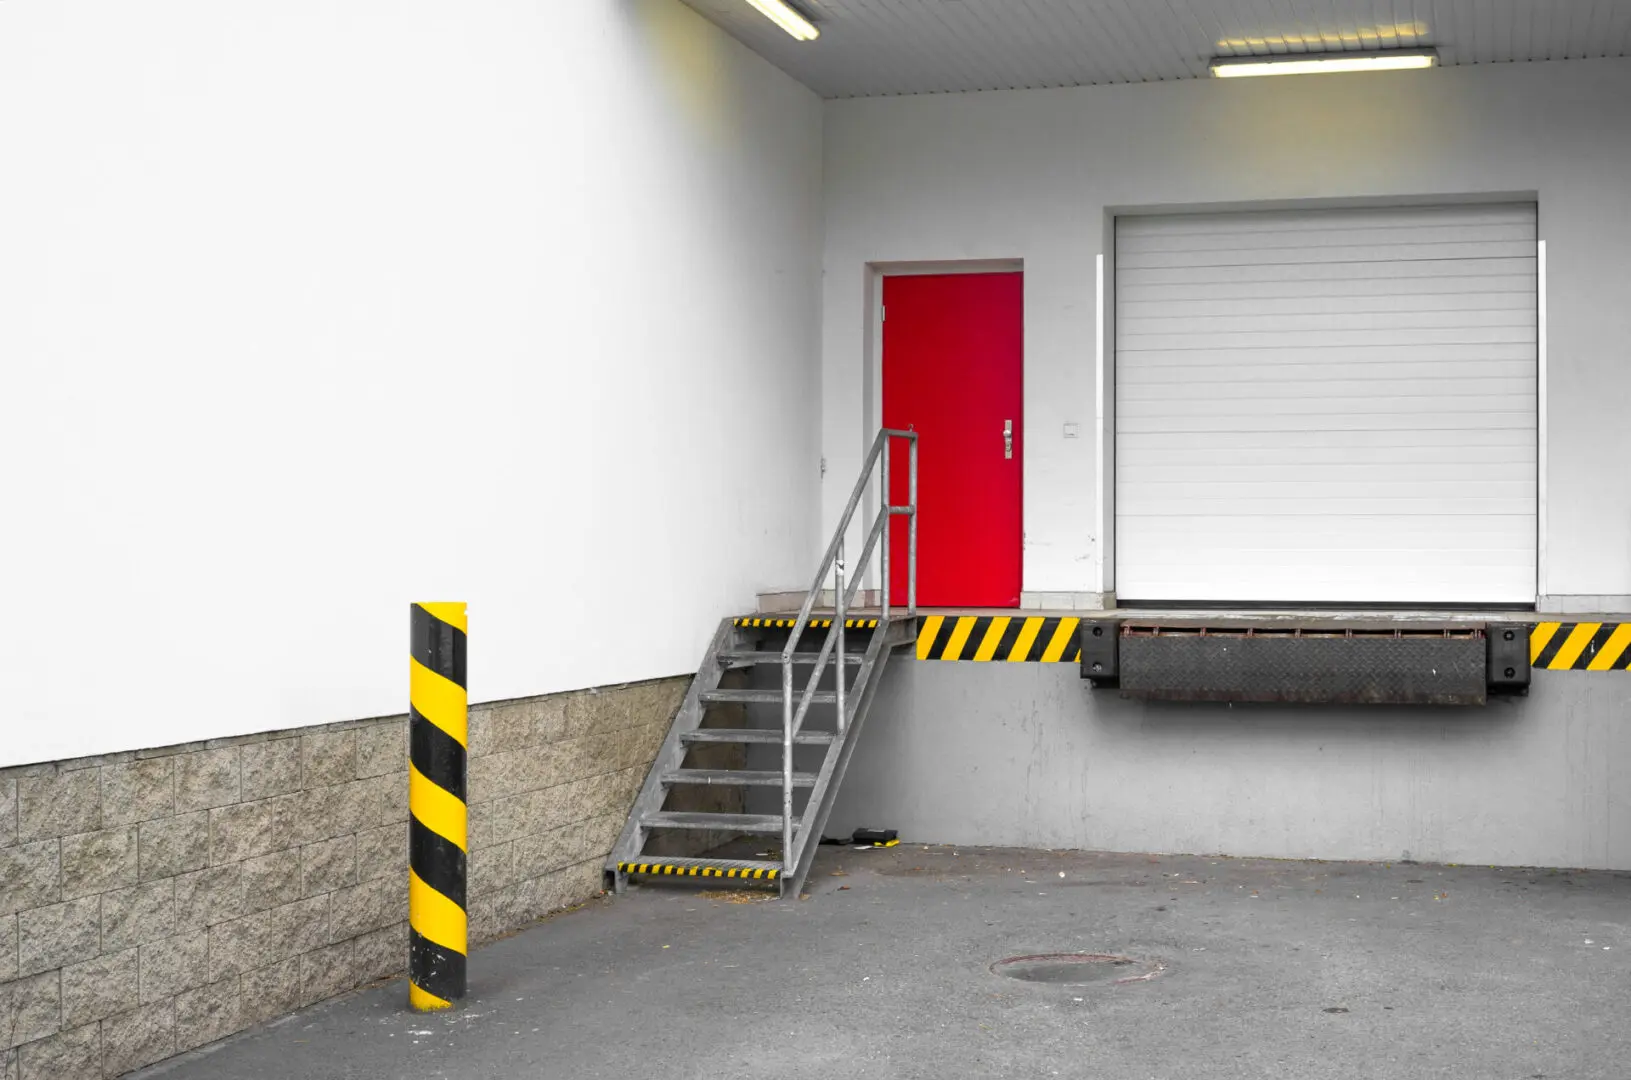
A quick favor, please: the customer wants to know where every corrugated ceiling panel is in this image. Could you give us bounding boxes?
[679,0,1631,98]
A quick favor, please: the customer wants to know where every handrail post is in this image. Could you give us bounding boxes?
[781,658,793,873]
[776,427,919,884]
[836,538,847,733]
[881,438,891,622]
[908,435,919,616]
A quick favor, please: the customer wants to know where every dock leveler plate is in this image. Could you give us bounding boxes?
[1080,619,1531,705]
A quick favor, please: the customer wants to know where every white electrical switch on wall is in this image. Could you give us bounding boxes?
[1063,422,1080,439]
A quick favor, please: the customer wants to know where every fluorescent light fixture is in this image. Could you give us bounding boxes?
[1210,48,1436,78]
[746,0,820,41]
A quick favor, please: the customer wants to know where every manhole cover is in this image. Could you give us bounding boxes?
[990,953,1166,985]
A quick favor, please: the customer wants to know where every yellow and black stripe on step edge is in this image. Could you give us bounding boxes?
[734,617,881,630]
[917,615,1083,663]
[1530,622,1631,671]
[409,602,469,1011]
[618,863,780,880]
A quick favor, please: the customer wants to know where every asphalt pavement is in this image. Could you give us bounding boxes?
[140,844,1631,1079]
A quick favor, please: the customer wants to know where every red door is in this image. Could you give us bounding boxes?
[883,272,1023,608]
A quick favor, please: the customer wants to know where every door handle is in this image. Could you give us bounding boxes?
[1003,419,1013,460]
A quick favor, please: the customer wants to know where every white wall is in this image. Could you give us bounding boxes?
[0,0,824,766]
[821,58,1631,606]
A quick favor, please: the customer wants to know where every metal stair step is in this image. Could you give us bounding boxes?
[607,603,917,901]
[682,728,836,745]
[701,688,836,705]
[719,651,865,666]
[641,811,785,833]
[734,617,882,630]
[662,768,817,787]
[617,856,783,882]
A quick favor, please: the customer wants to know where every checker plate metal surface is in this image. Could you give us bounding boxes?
[1119,630,1487,705]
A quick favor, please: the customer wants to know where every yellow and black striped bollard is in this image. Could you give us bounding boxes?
[408,603,468,1011]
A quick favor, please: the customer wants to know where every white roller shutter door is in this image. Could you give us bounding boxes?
[1115,203,1537,604]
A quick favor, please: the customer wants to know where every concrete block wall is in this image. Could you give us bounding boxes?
[0,676,686,1078]
[462,679,685,940]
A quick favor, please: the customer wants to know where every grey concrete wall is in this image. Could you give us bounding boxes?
[831,662,1631,871]
[0,677,685,1079]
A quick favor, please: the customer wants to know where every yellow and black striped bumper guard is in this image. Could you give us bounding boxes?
[740,614,1631,670]
[408,602,469,1011]
[917,615,1083,663]
[1531,622,1631,671]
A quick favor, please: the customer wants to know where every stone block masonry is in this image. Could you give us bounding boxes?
[0,675,688,1078]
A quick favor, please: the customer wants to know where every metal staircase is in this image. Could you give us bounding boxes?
[606,428,920,899]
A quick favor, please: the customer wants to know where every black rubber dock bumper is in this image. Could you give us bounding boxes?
[1079,619,1531,705]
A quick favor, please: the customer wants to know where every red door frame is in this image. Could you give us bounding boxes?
[878,269,1024,608]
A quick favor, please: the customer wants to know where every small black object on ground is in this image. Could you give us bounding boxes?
[821,827,900,848]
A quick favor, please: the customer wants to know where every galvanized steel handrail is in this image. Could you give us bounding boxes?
[780,428,918,871]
